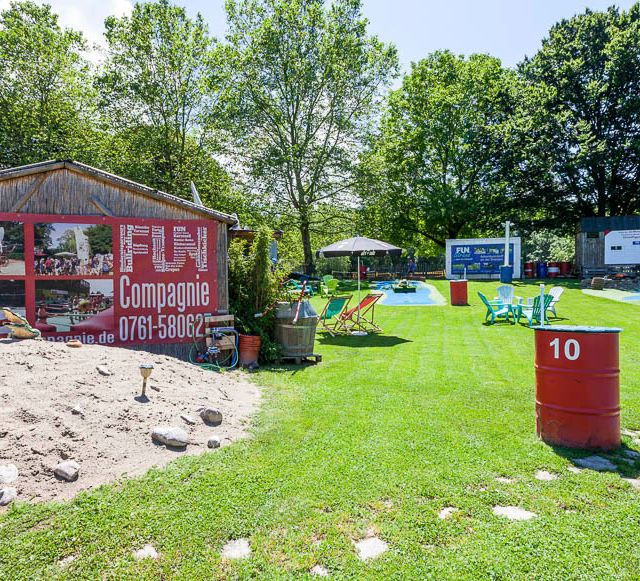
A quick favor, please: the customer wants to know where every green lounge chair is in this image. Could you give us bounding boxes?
[318,295,352,336]
[477,292,513,324]
[288,279,313,297]
[517,294,554,327]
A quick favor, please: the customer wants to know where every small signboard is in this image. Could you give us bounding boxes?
[604,229,640,265]
[446,237,522,279]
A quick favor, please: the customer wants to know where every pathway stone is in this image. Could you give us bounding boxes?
[54,460,80,482]
[221,538,251,559]
[0,463,18,485]
[492,506,537,521]
[535,470,557,481]
[573,455,617,472]
[134,544,159,560]
[310,564,329,577]
[0,487,17,506]
[151,426,188,449]
[354,537,388,561]
[438,507,458,520]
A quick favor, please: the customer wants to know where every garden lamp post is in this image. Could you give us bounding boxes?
[139,364,154,398]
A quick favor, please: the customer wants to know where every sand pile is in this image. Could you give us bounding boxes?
[0,338,260,504]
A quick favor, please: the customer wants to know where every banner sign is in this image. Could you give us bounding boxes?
[445,237,522,279]
[0,213,218,346]
[604,229,640,265]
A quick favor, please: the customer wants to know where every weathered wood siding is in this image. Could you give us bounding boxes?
[575,232,605,272]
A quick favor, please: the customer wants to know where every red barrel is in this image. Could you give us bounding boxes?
[559,261,572,276]
[449,279,468,306]
[534,326,622,450]
[548,262,560,278]
[524,262,535,278]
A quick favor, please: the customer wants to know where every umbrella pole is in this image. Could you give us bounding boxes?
[357,255,361,325]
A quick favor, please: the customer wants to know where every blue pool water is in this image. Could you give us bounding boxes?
[373,281,443,306]
[623,293,640,302]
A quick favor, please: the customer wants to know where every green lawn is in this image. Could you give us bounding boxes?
[2,280,640,579]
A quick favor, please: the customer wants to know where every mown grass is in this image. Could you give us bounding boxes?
[1,280,640,579]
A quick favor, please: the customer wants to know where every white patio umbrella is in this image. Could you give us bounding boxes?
[316,236,402,335]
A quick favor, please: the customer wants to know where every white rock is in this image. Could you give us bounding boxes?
[573,455,617,472]
[96,365,112,376]
[0,487,17,506]
[221,538,251,559]
[199,407,223,426]
[624,478,640,489]
[151,426,188,449]
[180,414,197,425]
[58,555,77,569]
[492,506,537,521]
[438,506,458,520]
[535,470,558,481]
[134,544,159,560]
[207,435,221,449]
[71,406,84,417]
[54,460,80,482]
[0,463,18,484]
[354,537,388,561]
[310,564,329,576]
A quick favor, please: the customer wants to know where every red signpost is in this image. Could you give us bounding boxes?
[0,213,219,347]
[534,326,622,451]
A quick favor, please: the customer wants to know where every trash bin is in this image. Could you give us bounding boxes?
[499,265,513,284]
[534,325,622,450]
[450,279,468,306]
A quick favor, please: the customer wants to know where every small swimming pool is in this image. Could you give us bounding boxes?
[373,281,445,306]
[622,292,640,302]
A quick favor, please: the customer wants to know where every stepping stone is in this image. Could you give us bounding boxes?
[134,544,159,560]
[438,507,458,520]
[492,506,537,521]
[573,456,617,472]
[54,461,80,482]
[354,537,388,561]
[495,477,516,484]
[310,564,329,577]
[151,426,188,449]
[221,538,251,559]
[535,470,557,481]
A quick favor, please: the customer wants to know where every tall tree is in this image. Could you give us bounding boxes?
[222,0,398,273]
[361,51,516,248]
[519,4,640,221]
[98,0,230,206]
[0,1,95,167]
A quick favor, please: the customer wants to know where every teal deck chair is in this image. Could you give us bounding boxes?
[478,292,513,324]
[319,295,352,336]
[517,294,554,327]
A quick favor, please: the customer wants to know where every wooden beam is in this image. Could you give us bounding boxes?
[10,173,49,212]
[89,194,114,216]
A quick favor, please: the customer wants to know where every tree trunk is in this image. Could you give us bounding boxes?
[299,212,315,275]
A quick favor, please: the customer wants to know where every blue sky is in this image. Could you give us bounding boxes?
[2,0,636,70]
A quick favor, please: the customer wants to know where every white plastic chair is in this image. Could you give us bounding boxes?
[548,286,564,317]
[495,285,516,305]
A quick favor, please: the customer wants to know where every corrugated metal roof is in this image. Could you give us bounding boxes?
[579,215,640,233]
[0,160,238,224]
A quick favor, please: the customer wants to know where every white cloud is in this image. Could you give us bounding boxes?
[0,0,133,60]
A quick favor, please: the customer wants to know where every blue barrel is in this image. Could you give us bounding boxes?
[536,262,548,278]
[500,265,513,283]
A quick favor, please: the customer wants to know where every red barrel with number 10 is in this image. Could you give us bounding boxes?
[534,326,622,450]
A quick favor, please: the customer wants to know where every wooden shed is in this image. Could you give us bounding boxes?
[575,215,640,276]
[0,160,237,357]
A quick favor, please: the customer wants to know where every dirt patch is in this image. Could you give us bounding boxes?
[0,338,260,504]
